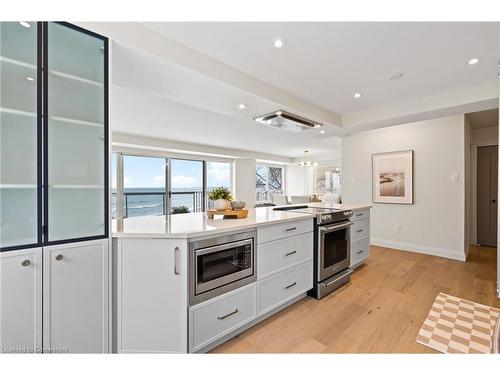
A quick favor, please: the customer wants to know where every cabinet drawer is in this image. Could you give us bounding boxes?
[351,238,370,267]
[351,218,369,242]
[258,219,313,244]
[257,262,313,316]
[190,284,256,352]
[351,208,370,222]
[258,232,313,279]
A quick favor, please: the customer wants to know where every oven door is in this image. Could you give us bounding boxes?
[195,238,254,296]
[318,221,353,282]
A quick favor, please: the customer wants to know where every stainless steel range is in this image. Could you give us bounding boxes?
[273,205,353,299]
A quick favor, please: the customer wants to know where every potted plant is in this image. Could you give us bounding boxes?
[208,187,233,210]
[171,206,190,214]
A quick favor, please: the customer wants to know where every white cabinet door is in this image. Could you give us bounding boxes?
[116,238,188,353]
[43,239,109,353]
[0,248,42,353]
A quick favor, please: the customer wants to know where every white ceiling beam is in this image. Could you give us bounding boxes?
[76,22,342,127]
[112,131,295,163]
[342,80,499,134]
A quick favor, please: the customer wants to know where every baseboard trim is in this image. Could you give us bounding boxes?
[371,238,466,262]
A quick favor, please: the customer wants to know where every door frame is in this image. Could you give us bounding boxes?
[471,141,498,246]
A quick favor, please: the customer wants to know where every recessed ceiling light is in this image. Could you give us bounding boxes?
[385,72,404,81]
[467,57,481,65]
[354,92,362,99]
[237,103,247,110]
[19,21,31,28]
[320,130,325,134]
[271,38,286,49]
[26,76,34,81]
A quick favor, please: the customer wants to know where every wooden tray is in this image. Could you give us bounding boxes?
[207,208,249,219]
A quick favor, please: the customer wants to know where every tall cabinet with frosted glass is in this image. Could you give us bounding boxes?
[0,22,109,353]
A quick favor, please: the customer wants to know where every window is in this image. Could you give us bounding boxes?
[207,161,232,208]
[256,164,284,202]
[112,152,233,218]
[170,159,204,214]
[122,155,166,218]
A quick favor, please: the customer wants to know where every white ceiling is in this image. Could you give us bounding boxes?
[467,108,499,129]
[111,43,342,159]
[144,22,500,115]
[81,21,499,160]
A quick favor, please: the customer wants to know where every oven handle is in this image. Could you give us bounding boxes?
[319,221,353,233]
[195,238,253,256]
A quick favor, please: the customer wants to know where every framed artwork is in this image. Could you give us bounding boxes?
[372,150,413,204]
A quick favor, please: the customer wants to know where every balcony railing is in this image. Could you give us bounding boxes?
[112,191,205,218]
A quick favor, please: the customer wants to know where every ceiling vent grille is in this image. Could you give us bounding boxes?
[253,110,322,132]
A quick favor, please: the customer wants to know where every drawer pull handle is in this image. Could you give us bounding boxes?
[356,250,364,255]
[356,213,363,217]
[174,247,180,275]
[284,227,297,232]
[285,282,297,290]
[217,308,239,320]
[55,254,63,261]
[21,260,31,267]
[356,229,364,233]
[285,250,297,257]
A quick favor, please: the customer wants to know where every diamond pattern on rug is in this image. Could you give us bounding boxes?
[417,293,499,354]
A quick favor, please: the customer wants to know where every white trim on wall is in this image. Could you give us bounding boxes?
[371,238,466,262]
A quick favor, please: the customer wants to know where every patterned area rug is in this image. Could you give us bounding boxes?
[417,293,500,353]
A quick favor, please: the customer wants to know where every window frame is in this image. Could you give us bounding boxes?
[255,163,285,203]
[111,147,233,218]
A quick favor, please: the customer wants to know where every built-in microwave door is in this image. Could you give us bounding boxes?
[195,238,254,295]
[318,221,352,281]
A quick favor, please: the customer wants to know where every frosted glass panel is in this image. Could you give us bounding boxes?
[0,22,38,248]
[47,23,105,242]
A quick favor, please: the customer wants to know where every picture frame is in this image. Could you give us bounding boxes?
[372,150,413,204]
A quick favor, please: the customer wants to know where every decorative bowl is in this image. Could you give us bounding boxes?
[231,200,246,210]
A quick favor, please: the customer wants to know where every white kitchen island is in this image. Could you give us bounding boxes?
[111,204,370,353]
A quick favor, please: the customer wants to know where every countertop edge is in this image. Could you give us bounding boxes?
[112,213,316,239]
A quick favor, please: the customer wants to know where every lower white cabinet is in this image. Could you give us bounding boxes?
[350,208,371,268]
[189,284,256,352]
[43,239,109,353]
[350,238,370,267]
[114,238,188,353]
[0,248,42,353]
[257,261,313,316]
[257,232,313,279]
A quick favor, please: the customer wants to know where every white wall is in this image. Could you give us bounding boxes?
[234,159,256,208]
[286,165,309,196]
[342,114,466,261]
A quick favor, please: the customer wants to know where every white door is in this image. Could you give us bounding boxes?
[0,248,42,353]
[116,239,188,353]
[43,239,109,353]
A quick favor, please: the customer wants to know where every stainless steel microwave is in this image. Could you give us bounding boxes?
[189,231,256,305]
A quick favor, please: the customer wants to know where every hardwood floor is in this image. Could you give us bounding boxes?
[211,245,499,353]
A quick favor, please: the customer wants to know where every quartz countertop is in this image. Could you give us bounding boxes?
[112,207,315,239]
[111,203,371,240]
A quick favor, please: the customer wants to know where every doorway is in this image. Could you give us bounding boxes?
[477,145,498,247]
